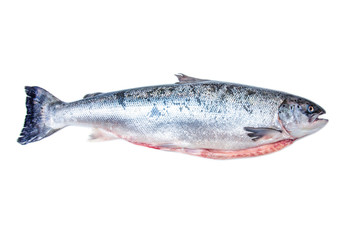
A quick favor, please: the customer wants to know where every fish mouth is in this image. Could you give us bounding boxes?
[310,110,328,124]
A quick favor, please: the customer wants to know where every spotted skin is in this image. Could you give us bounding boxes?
[18,74,327,159]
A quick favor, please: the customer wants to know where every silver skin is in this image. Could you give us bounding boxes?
[35,74,327,150]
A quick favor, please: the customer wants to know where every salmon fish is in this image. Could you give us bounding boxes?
[17,74,328,159]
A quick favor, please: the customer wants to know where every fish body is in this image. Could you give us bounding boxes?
[18,74,328,159]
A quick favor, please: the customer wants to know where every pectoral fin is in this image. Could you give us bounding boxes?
[244,127,283,142]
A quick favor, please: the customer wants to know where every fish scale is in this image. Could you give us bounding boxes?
[17,74,328,159]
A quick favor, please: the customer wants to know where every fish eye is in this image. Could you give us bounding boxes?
[307,105,314,113]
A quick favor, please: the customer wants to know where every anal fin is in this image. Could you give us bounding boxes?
[89,128,119,141]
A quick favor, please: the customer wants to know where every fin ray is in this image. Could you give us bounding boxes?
[175,73,209,84]
[244,127,283,142]
[18,86,63,145]
[89,128,119,141]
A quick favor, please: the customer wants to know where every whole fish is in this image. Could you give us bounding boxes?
[17,74,328,159]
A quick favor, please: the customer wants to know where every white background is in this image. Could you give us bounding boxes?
[1,0,359,239]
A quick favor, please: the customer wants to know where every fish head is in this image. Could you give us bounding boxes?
[278,97,328,139]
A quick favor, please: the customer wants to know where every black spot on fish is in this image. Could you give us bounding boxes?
[166,87,175,93]
[196,97,201,106]
[207,84,217,93]
[225,86,235,96]
[246,90,256,97]
[216,84,225,92]
[116,92,126,109]
[244,103,253,113]
[191,86,197,96]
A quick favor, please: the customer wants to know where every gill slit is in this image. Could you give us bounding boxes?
[277,114,295,140]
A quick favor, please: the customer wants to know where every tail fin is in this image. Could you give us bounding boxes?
[18,86,63,145]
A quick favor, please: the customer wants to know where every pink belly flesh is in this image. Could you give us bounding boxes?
[128,139,295,159]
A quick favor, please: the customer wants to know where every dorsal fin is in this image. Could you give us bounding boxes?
[175,73,209,84]
[83,92,103,99]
